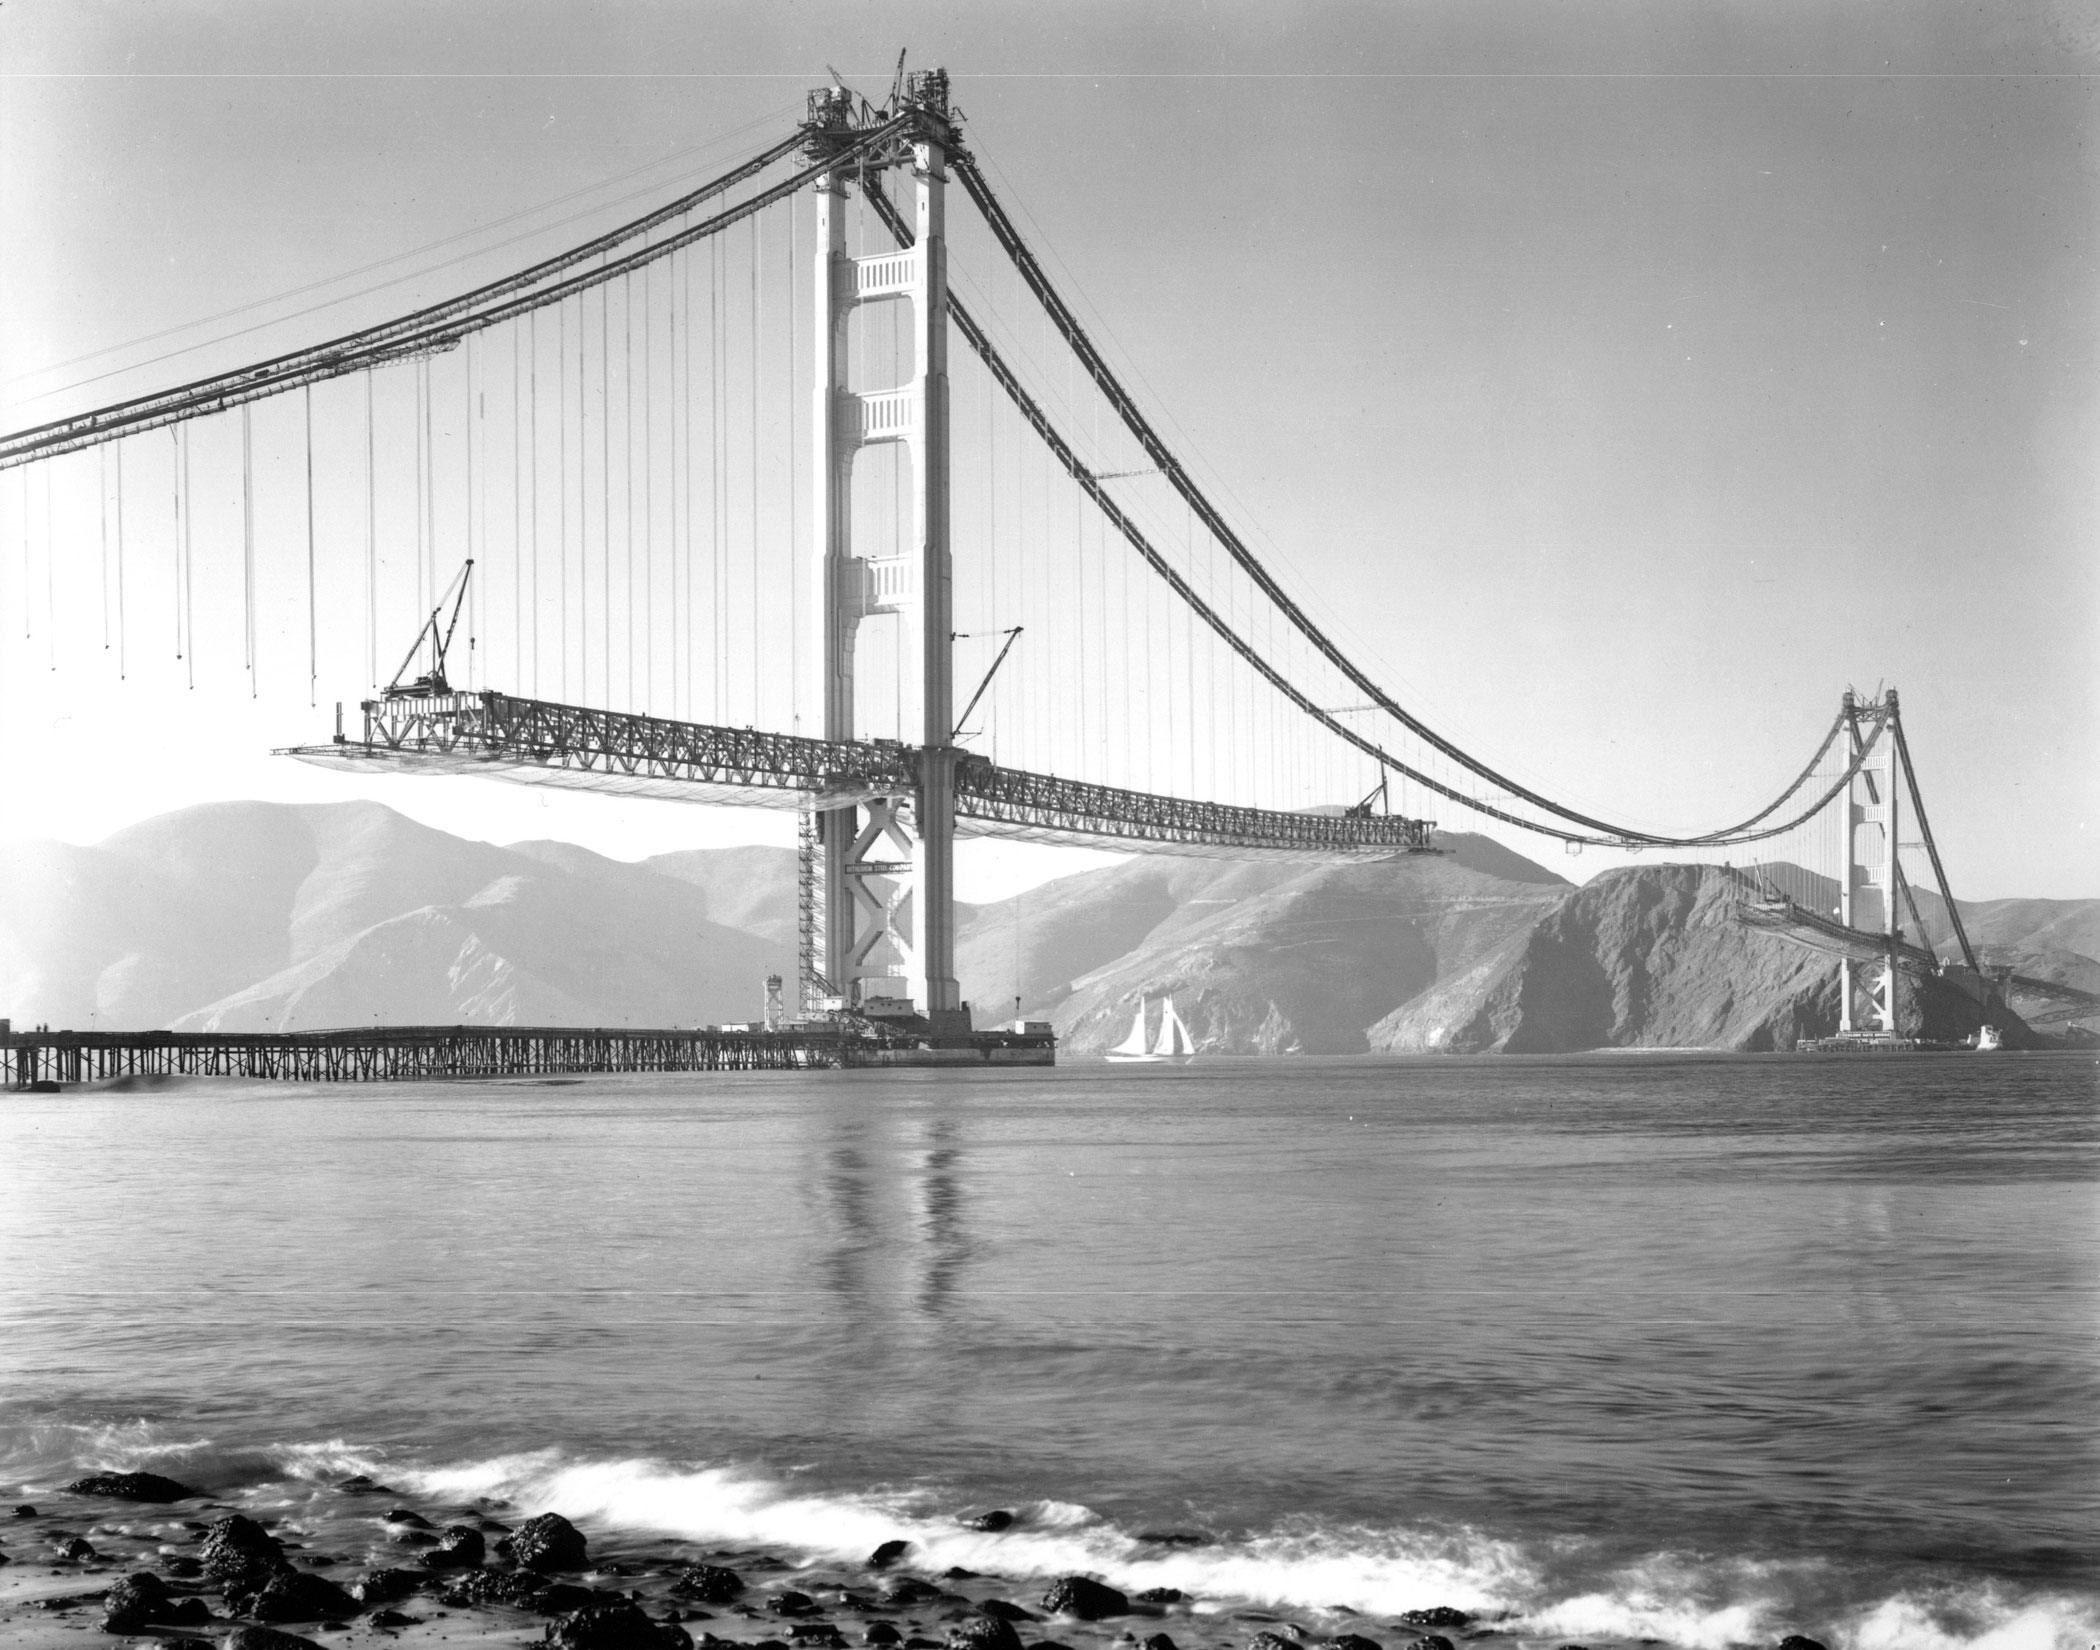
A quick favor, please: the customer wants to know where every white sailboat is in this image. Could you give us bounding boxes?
[1105,995,1196,1063]
[1152,995,1196,1060]
[1106,997,1160,1062]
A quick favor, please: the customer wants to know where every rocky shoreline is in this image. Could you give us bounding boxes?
[0,1471,1832,1650]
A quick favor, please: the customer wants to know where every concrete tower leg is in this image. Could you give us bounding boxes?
[1839,690,1902,1035]
[810,171,858,1001]
[804,80,964,1031]
[907,131,963,1027]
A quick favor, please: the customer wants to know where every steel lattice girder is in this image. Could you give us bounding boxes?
[284,690,1441,860]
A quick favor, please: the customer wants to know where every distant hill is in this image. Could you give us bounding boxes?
[962,837,1572,1053]
[1,802,2091,1049]
[0,802,789,1032]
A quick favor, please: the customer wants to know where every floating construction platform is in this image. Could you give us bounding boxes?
[1,1020,1054,1088]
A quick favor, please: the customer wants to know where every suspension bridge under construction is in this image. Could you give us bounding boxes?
[3,67,2091,1080]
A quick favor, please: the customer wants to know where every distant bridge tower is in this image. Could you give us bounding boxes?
[803,71,966,1032]
[1838,689,1902,1034]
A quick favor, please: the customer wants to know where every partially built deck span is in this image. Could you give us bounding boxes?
[284,689,1442,862]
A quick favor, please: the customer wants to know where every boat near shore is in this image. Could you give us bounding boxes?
[1106,996,1196,1063]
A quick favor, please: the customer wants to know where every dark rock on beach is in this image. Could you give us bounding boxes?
[1140,1636,1178,1650]
[1133,1532,1205,1547]
[869,1540,911,1568]
[201,1513,286,1592]
[886,1578,946,1605]
[946,1614,1024,1650]
[1135,1589,1184,1605]
[1041,1577,1130,1621]
[351,1566,426,1604]
[1317,1635,1382,1650]
[977,1599,1036,1621]
[1403,1637,1454,1650]
[1248,1633,1300,1650]
[965,1510,1015,1532]
[1778,1639,1831,1650]
[502,1510,592,1572]
[442,1568,553,1609]
[384,1507,435,1528]
[9,1505,35,1518]
[102,1571,175,1631]
[66,1470,199,1502]
[420,1523,487,1568]
[1397,1610,1471,1630]
[675,1563,747,1603]
[864,1625,902,1645]
[369,1608,422,1628]
[56,1535,98,1561]
[164,1551,204,1577]
[545,1595,695,1647]
[768,1588,819,1616]
[241,1568,361,1622]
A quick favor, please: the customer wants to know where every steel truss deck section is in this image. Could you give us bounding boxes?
[951,759,1437,859]
[1737,898,2100,1024]
[284,690,1440,859]
[291,691,917,809]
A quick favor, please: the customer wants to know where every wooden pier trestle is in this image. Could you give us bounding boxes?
[2,1022,1056,1087]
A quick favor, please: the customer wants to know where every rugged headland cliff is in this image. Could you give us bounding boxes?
[2,800,2091,1051]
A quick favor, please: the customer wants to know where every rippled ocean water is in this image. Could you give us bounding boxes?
[2,1053,2094,1648]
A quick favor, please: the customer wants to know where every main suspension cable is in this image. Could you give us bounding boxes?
[949,148,1848,849]
[0,124,903,470]
[866,172,1878,849]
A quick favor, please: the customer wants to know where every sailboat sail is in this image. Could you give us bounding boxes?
[1110,999,1152,1058]
[1153,997,1194,1058]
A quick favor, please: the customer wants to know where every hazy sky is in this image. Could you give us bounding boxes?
[2,0,2094,899]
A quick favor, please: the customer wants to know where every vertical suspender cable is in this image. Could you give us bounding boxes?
[785,199,789,734]
[305,384,316,705]
[100,445,111,653]
[242,403,255,691]
[644,260,655,706]
[559,297,569,700]
[467,333,479,689]
[710,234,722,718]
[365,374,376,689]
[601,283,612,707]
[681,242,695,719]
[750,210,760,723]
[624,273,635,710]
[669,253,682,718]
[169,428,180,660]
[530,307,541,696]
[513,325,523,691]
[115,441,126,678]
[415,358,428,617]
[575,290,585,704]
[44,464,55,671]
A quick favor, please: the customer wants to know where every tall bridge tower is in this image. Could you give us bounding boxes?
[1838,689,1902,1034]
[803,71,966,1032]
